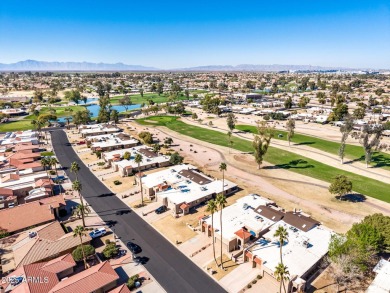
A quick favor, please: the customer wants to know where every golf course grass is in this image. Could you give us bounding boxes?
[110,93,192,105]
[137,115,390,203]
[235,124,390,171]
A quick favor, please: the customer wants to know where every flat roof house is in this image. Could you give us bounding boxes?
[79,123,122,138]
[87,133,138,152]
[103,146,170,176]
[140,164,237,215]
[246,212,333,292]
[200,194,279,252]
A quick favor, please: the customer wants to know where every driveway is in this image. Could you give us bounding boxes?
[51,130,226,293]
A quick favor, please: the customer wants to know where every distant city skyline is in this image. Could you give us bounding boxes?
[1,1,389,69]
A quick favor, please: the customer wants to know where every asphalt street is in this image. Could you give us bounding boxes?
[51,130,226,293]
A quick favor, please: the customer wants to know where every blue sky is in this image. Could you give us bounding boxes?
[0,1,389,69]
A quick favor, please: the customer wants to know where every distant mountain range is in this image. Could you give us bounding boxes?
[0,60,378,72]
[0,60,158,71]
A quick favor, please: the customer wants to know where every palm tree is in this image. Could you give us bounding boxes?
[31,119,44,145]
[274,262,289,293]
[40,157,53,195]
[219,163,227,196]
[227,131,232,154]
[71,161,80,180]
[72,204,91,220]
[64,117,71,129]
[206,199,218,267]
[49,157,61,193]
[72,180,86,227]
[134,154,144,205]
[216,193,227,269]
[274,226,289,265]
[73,225,89,269]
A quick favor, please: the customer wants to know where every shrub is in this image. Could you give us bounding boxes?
[0,229,10,239]
[169,152,184,165]
[113,180,122,185]
[247,284,252,289]
[41,151,54,156]
[72,244,95,261]
[58,209,68,217]
[256,275,262,279]
[97,162,105,166]
[49,170,56,175]
[105,239,111,244]
[252,280,257,284]
[102,242,119,259]
[127,274,139,289]
[139,131,153,144]
[95,151,102,159]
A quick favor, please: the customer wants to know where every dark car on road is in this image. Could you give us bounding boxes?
[155,205,167,214]
[127,241,142,254]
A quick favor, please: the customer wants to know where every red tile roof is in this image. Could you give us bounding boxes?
[41,254,76,274]
[0,195,65,233]
[234,228,251,240]
[108,284,131,293]
[0,187,14,196]
[49,261,119,293]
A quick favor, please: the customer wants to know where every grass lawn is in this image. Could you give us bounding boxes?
[25,105,85,120]
[235,124,390,170]
[137,116,390,203]
[110,93,190,105]
[0,120,36,132]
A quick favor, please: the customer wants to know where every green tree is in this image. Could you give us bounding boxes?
[97,93,111,123]
[226,113,236,132]
[191,112,198,120]
[123,151,131,160]
[169,152,184,165]
[72,226,90,269]
[284,97,292,109]
[72,204,91,220]
[352,107,365,119]
[134,154,144,206]
[285,119,295,147]
[206,199,218,267]
[252,134,272,169]
[119,95,132,111]
[152,143,161,154]
[338,115,354,164]
[72,244,95,262]
[139,131,153,144]
[102,242,119,259]
[328,175,352,200]
[72,109,92,127]
[110,109,119,124]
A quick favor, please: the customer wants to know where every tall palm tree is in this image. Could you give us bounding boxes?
[206,199,218,267]
[274,226,289,265]
[216,193,227,269]
[71,161,80,180]
[227,131,232,154]
[274,262,289,293]
[72,180,86,228]
[134,154,144,205]
[31,119,44,145]
[49,157,60,193]
[40,157,53,195]
[73,225,89,269]
[219,163,227,196]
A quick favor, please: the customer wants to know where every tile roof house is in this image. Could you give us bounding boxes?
[0,195,65,233]
[108,284,131,293]
[0,221,90,274]
[48,261,119,293]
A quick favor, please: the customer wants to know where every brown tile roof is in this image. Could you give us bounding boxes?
[35,178,53,188]
[234,228,252,240]
[14,221,90,268]
[0,195,65,233]
[138,148,158,158]
[41,254,76,274]
[108,284,131,293]
[4,254,76,293]
[13,143,39,152]
[178,169,211,185]
[11,151,41,160]
[283,211,320,232]
[49,261,119,293]
[255,205,285,222]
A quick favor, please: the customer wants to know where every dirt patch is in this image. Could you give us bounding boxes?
[207,254,239,281]
[152,214,197,244]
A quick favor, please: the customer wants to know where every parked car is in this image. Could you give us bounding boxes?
[89,227,107,239]
[127,241,142,254]
[155,205,167,214]
[53,175,65,181]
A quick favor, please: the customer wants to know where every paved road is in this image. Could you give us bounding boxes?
[51,130,226,293]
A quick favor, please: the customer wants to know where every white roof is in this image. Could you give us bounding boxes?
[203,194,277,241]
[141,164,237,205]
[80,124,121,135]
[0,173,47,190]
[251,221,333,278]
[367,259,390,293]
